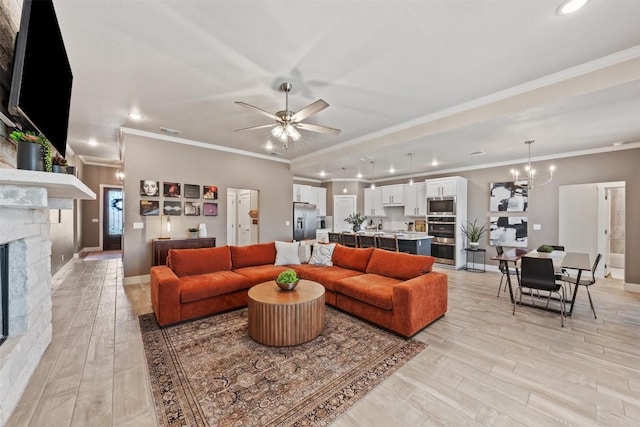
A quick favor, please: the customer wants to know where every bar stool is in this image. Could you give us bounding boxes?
[328,232,342,244]
[376,235,399,252]
[357,234,376,248]
[341,232,357,248]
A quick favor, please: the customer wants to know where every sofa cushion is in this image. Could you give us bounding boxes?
[332,245,374,272]
[335,274,400,310]
[274,241,301,265]
[233,264,289,285]
[298,265,363,292]
[366,249,434,280]
[168,246,231,278]
[231,242,277,269]
[180,271,251,303]
[308,243,336,266]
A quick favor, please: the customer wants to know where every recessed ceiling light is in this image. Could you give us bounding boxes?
[612,141,625,147]
[265,141,274,150]
[128,112,142,120]
[470,150,486,156]
[320,171,326,177]
[356,173,362,178]
[431,160,439,166]
[88,139,98,146]
[160,127,181,136]
[389,167,395,174]
[556,0,590,15]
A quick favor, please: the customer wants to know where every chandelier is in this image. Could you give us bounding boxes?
[510,140,555,190]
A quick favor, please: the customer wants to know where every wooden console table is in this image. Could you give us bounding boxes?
[151,237,216,266]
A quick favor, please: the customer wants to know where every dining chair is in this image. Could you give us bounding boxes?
[357,234,376,249]
[340,232,357,248]
[514,256,566,327]
[496,246,520,297]
[562,253,602,319]
[376,235,399,252]
[328,232,342,245]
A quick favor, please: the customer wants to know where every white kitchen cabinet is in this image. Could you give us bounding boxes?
[308,186,327,216]
[426,177,463,197]
[403,182,427,216]
[381,184,404,205]
[364,187,385,217]
[293,184,310,203]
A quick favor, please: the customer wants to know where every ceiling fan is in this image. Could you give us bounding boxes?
[234,82,341,148]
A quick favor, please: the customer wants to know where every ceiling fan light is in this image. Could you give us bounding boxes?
[271,126,284,138]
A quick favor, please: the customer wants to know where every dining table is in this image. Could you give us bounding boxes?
[491,249,592,316]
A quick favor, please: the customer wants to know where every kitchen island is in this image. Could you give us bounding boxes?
[345,231,433,255]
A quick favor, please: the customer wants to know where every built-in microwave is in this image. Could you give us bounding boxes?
[427,196,456,216]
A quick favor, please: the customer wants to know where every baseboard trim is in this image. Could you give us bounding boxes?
[80,246,101,253]
[124,274,150,286]
[623,281,640,293]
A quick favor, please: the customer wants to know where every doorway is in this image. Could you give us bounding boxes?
[333,195,356,232]
[227,188,259,246]
[102,186,123,251]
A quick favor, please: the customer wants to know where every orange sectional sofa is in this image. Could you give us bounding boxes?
[150,241,448,337]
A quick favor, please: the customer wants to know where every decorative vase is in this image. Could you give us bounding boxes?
[17,141,44,171]
[469,241,480,249]
[352,224,361,232]
[276,279,299,291]
[52,164,66,173]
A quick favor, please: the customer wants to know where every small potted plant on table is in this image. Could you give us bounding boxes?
[276,269,299,291]
[461,219,486,249]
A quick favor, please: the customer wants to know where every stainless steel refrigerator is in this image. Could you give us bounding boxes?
[293,202,317,240]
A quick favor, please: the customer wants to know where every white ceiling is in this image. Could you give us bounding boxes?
[53,0,640,181]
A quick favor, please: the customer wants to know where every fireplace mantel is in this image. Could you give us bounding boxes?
[0,169,95,209]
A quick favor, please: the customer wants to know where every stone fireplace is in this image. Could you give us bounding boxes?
[0,169,94,425]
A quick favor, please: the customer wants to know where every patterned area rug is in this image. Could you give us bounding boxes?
[139,307,426,426]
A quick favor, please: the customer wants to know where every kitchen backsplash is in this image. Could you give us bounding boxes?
[362,206,425,231]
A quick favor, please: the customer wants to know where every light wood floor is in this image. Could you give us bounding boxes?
[7,255,640,426]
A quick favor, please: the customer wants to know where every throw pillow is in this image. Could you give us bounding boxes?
[274,241,301,265]
[308,243,336,266]
[298,244,312,264]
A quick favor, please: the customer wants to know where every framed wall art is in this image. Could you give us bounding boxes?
[203,185,218,200]
[489,181,528,212]
[140,200,160,216]
[163,201,182,216]
[163,182,181,198]
[140,180,159,197]
[203,202,218,216]
[184,201,201,216]
[184,184,200,199]
[489,216,528,247]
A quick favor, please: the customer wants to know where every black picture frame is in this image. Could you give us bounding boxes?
[203,202,218,216]
[140,200,160,216]
[184,184,200,199]
[184,201,201,216]
[163,201,182,216]
[140,180,159,197]
[163,182,181,198]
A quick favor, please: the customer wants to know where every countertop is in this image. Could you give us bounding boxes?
[345,230,433,241]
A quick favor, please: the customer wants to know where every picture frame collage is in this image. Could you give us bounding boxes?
[139,180,218,217]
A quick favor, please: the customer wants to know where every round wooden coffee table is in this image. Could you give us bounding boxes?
[248,279,325,346]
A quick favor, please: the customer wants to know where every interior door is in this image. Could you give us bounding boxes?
[237,191,251,246]
[333,195,356,232]
[103,187,123,251]
[227,191,236,246]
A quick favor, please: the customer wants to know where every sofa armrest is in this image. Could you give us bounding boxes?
[150,265,182,326]
[392,272,448,336]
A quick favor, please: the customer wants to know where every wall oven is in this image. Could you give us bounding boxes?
[428,216,456,265]
[427,196,456,216]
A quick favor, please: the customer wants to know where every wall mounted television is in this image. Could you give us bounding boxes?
[8,0,73,157]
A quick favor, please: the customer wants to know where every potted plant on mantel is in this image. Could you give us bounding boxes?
[345,212,367,232]
[461,219,487,249]
[52,154,68,173]
[10,130,53,172]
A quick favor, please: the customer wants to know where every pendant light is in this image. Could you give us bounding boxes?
[370,160,376,189]
[342,167,348,193]
[509,140,556,190]
[407,153,415,186]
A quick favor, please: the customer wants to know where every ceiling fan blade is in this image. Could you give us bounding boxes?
[296,122,342,135]
[235,101,283,123]
[233,123,275,132]
[291,99,329,122]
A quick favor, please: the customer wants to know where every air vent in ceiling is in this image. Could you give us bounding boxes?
[160,127,181,136]
[470,150,486,156]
